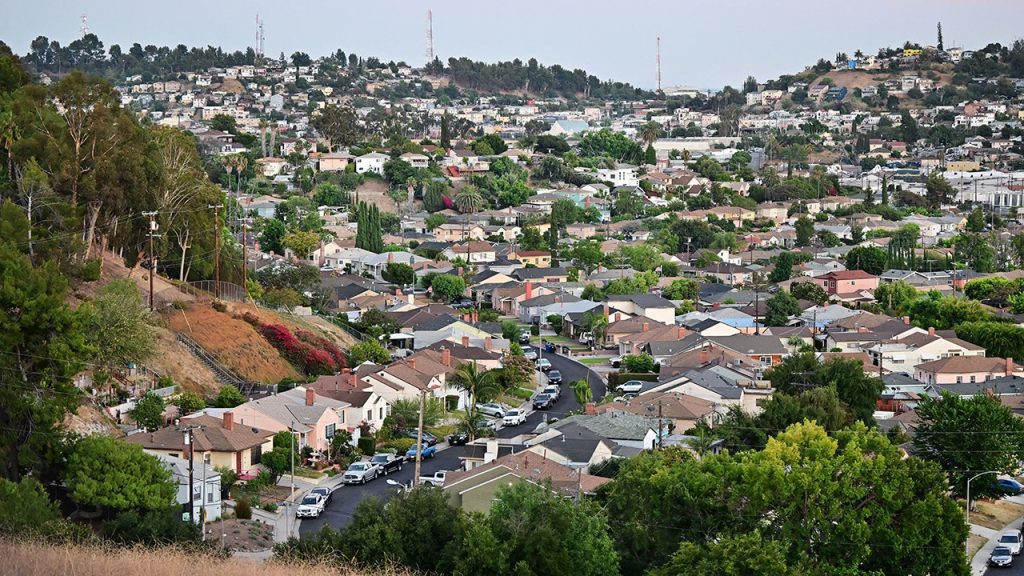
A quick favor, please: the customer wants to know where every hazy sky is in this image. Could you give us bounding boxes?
[2,0,1023,89]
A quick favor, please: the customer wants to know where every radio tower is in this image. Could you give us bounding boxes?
[425,10,434,66]
[255,14,265,60]
[656,36,662,91]
[80,13,89,39]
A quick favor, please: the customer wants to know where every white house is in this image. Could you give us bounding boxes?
[154,454,222,523]
[597,164,639,187]
[355,152,389,175]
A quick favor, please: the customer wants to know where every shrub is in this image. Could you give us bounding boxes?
[77,258,102,281]
[234,497,252,520]
[382,437,415,454]
[212,300,228,313]
[511,387,535,400]
[357,435,376,455]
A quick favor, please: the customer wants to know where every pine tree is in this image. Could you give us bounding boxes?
[440,115,451,148]
[881,174,889,206]
[937,22,944,52]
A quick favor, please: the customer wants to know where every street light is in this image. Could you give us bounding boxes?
[965,470,1000,557]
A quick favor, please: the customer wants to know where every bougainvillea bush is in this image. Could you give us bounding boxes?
[240,312,346,376]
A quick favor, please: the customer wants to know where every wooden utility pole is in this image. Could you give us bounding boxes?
[241,219,249,301]
[413,389,427,486]
[209,203,223,297]
[143,211,160,311]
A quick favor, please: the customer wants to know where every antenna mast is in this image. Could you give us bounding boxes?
[80,13,89,39]
[426,10,434,66]
[255,14,265,60]
[656,36,662,91]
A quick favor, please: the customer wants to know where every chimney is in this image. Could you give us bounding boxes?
[387,252,395,263]
[305,388,316,406]
[903,316,910,325]
[349,373,357,387]
[603,303,609,318]
[1008,357,1015,377]
[463,313,472,321]
[462,336,470,348]
[699,348,710,365]
[395,288,403,297]
[485,336,492,351]
[585,402,596,415]
[223,411,234,431]
[525,281,533,300]
[678,326,687,339]
[472,310,478,322]
[642,322,650,332]
[928,326,935,337]
[408,358,416,370]
[442,348,451,367]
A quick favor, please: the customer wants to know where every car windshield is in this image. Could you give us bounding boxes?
[536,394,549,400]
[301,496,318,505]
[1000,535,1018,543]
[507,410,519,416]
[995,547,1012,555]
[349,463,366,471]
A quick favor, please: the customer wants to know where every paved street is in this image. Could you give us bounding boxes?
[299,352,604,536]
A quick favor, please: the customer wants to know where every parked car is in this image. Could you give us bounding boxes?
[547,370,562,385]
[447,431,469,446]
[999,478,1024,495]
[479,419,499,433]
[610,355,622,368]
[342,461,380,485]
[578,332,594,344]
[518,332,531,345]
[308,486,332,504]
[1000,530,1023,556]
[615,380,644,394]
[295,493,326,518]
[991,546,1014,567]
[370,453,404,475]
[503,409,526,426]
[406,443,437,460]
[542,385,561,401]
[536,358,552,371]
[403,429,438,446]
[533,393,554,410]
[477,403,507,418]
[522,347,538,361]
[419,470,447,487]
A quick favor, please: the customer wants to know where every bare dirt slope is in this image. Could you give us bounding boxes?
[353,178,398,211]
[167,303,301,384]
[147,325,221,395]
[64,404,122,438]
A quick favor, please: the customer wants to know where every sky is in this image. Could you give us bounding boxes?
[2,0,1023,90]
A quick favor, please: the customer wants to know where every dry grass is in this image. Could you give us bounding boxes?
[967,534,987,560]
[0,540,417,576]
[968,499,1024,531]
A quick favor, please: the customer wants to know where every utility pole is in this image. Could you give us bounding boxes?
[414,389,427,486]
[241,219,250,301]
[180,426,200,526]
[209,203,223,298]
[143,212,160,311]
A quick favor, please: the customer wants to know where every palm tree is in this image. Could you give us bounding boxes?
[572,378,592,406]
[454,185,484,214]
[405,177,418,210]
[451,361,500,439]
[234,155,248,196]
[680,149,691,164]
[221,155,236,191]
[638,121,663,147]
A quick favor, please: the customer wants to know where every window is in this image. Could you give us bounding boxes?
[325,423,336,439]
[366,409,372,421]
[759,356,772,366]
[379,407,385,420]
[956,376,963,384]
[970,376,976,383]
[208,490,215,503]
[251,444,262,465]
[339,411,345,423]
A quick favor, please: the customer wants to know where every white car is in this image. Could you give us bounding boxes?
[503,409,526,426]
[536,358,552,371]
[295,493,326,518]
[615,380,644,394]
[342,461,380,485]
[477,403,507,418]
[1000,530,1023,555]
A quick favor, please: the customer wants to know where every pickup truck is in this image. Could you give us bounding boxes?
[370,453,405,475]
[295,493,326,518]
[419,470,447,487]
[342,461,380,485]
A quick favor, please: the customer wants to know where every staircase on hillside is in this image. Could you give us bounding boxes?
[175,333,262,397]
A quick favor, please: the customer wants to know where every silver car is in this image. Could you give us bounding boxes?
[342,461,379,485]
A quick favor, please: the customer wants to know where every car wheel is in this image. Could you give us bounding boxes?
[399,463,404,470]
[361,477,366,485]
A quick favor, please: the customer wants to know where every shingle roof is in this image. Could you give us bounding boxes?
[126,415,273,453]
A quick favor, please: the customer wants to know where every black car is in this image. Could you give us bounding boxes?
[533,393,553,410]
[447,431,469,446]
[403,429,438,446]
[547,370,562,385]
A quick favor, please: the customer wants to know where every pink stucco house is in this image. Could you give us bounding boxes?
[815,270,880,296]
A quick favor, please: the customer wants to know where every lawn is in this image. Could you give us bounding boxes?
[576,357,610,366]
[967,498,1024,531]
[967,534,987,560]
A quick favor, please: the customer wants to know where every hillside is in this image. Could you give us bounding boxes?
[0,540,414,576]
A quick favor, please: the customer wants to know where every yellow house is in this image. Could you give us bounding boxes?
[126,413,274,477]
[511,250,552,268]
[903,48,922,57]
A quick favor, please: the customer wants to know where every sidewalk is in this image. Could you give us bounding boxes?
[969,495,1024,575]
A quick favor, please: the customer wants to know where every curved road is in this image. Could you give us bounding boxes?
[298,352,604,536]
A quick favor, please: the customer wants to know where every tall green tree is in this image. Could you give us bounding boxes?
[79,279,156,370]
[766,352,883,424]
[846,246,889,275]
[795,217,814,246]
[130,392,166,432]
[769,251,796,283]
[764,290,801,326]
[311,105,359,151]
[65,435,176,513]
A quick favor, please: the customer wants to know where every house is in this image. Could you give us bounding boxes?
[913,356,1023,385]
[442,241,497,263]
[597,164,639,187]
[442,450,610,514]
[129,412,274,477]
[814,270,880,298]
[867,328,986,375]
[230,387,350,452]
[256,157,288,177]
[318,151,354,172]
[548,119,591,137]
[434,223,485,243]
[355,152,388,175]
[154,454,222,523]
[550,411,660,451]
[706,334,789,369]
[399,152,430,169]
[305,374,391,432]
[509,249,551,268]
[604,294,677,326]
[597,391,717,433]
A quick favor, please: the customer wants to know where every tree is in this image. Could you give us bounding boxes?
[650,532,789,576]
[955,322,1024,362]
[789,281,828,305]
[572,378,593,406]
[451,362,501,438]
[213,384,246,408]
[0,477,60,535]
[662,279,699,301]
[638,121,663,147]
[173,391,206,415]
[79,279,156,371]
[955,232,996,273]
[425,213,446,231]
[915,392,1024,499]
[764,290,800,326]
[130,392,166,431]
[925,171,955,209]
[423,179,448,212]
[65,435,176,513]
[795,217,814,246]
[282,231,320,260]
[258,218,288,255]
[431,274,466,303]
[390,397,445,428]
[382,262,415,286]
[769,251,795,283]
[845,246,889,275]
[349,338,391,365]
[907,291,990,330]
[311,105,359,151]
[874,280,917,314]
[489,482,619,576]
[766,352,883,424]
[454,185,484,214]
[966,207,986,233]
[570,239,604,273]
